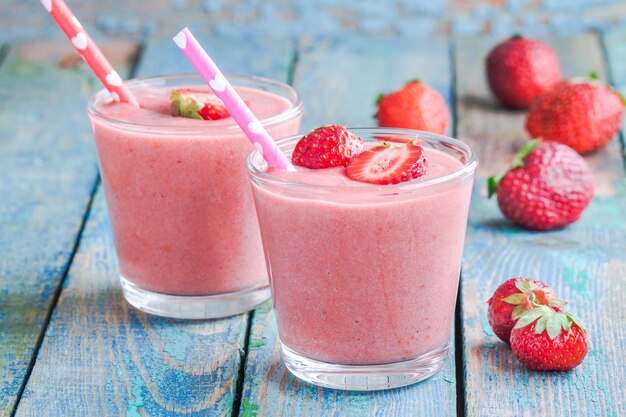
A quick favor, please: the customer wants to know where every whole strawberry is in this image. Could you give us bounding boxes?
[525,74,625,153]
[510,306,588,371]
[376,80,449,134]
[488,140,594,231]
[292,125,366,168]
[486,35,561,109]
[487,278,564,343]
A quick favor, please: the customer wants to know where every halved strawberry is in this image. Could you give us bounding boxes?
[345,142,427,185]
[171,88,230,120]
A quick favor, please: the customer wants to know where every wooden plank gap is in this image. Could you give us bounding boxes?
[8,176,101,417]
[599,29,626,172]
[454,276,467,417]
[8,37,145,417]
[231,310,255,417]
[286,37,300,87]
[449,37,459,138]
[0,44,10,69]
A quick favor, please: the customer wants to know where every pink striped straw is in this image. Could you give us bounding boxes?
[173,27,295,171]
[40,0,139,106]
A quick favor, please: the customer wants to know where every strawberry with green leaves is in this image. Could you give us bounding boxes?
[510,306,588,371]
[487,278,564,343]
[171,88,231,120]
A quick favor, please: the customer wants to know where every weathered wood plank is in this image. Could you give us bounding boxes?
[240,36,458,417]
[13,34,295,416]
[456,33,626,417]
[0,41,136,417]
[603,25,626,151]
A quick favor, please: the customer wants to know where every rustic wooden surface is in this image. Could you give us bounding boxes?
[456,33,626,417]
[12,34,294,417]
[239,37,459,417]
[0,41,133,416]
[604,25,626,151]
[0,29,625,417]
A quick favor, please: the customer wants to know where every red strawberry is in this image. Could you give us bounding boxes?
[487,140,594,231]
[486,35,561,109]
[487,278,564,343]
[525,74,625,154]
[510,306,588,371]
[345,142,427,185]
[291,125,366,168]
[376,80,449,134]
[171,88,231,120]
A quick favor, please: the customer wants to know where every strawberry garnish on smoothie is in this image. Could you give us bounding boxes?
[291,126,428,185]
[346,142,427,185]
[171,88,231,120]
[291,125,366,168]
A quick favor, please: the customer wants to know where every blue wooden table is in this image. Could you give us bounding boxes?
[1,28,625,417]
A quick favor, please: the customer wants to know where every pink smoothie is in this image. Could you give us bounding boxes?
[251,146,474,365]
[89,83,301,295]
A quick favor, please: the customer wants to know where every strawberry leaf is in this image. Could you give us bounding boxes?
[511,139,541,169]
[588,71,600,81]
[534,314,548,334]
[487,173,503,198]
[546,313,562,339]
[502,293,526,305]
[511,304,526,320]
[616,91,626,107]
[375,93,385,106]
[566,312,587,332]
[514,307,545,329]
[548,297,566,308]
[514,279,531,293]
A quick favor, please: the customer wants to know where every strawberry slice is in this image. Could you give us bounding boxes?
[171,88,231,120]
[345,142,427,185]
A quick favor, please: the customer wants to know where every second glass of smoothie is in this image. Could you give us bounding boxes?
[247,128,477,390]
[88,74,302,319]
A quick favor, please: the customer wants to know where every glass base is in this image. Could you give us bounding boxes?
[120,276,270,319]
[281,342,449,391]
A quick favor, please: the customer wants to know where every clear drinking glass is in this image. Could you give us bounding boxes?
[247,128,477,390]
[87,74,303,319]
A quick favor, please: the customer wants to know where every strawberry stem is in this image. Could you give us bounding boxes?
[487,140,541,198]
[375,93,385,106]
[487,173,504,198]
[588,71,600,81]
[511,139,541,169]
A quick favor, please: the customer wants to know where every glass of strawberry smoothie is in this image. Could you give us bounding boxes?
[87,74,302,319]
[247,128,477,390]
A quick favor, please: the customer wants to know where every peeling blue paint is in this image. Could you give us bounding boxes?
[126,376,145,417]
[3,0,626,41]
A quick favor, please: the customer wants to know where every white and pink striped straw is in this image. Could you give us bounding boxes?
[40,0,139,106]
[173,27,295,171]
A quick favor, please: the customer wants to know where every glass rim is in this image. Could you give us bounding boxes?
[247,128,478,193]
[86,73,304,135]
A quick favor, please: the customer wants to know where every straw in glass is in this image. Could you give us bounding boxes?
[40,0,139,106]
[173,27,295,171]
